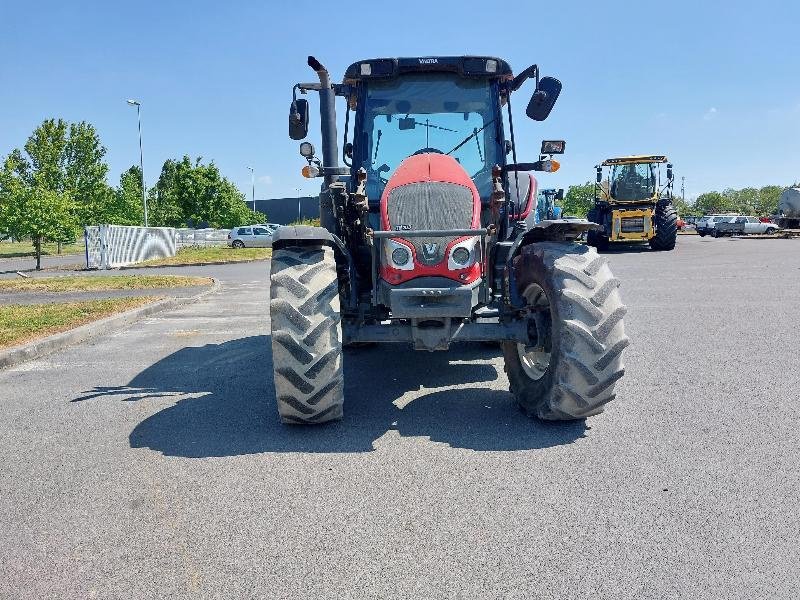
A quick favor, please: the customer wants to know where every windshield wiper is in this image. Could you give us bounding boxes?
[473,127,483,162]
[373,129,382,162]
[412,119,456,132]
[446,120,494,156]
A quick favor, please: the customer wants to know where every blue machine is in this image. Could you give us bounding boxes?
[534,188,564,224]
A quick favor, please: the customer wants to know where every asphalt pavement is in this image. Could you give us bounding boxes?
[0,252,86,277]
[1,236,798,599]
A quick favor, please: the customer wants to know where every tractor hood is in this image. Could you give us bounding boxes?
[379,153,482,285]
[380,153,481,240]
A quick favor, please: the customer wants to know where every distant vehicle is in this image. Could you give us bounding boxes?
[696,214,734,236]
[712,216,780,237]
[776,188,800,229]
[228,224,280,248]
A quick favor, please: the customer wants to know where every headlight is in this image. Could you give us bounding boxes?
[447,237,480,271]
[451,247,470,265]
[392,246,410,266]
[385,238,414,271]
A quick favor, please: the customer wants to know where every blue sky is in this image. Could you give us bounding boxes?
[1,0,798,201]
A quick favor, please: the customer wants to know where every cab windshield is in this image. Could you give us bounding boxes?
[359,74,500,200]
[610,163,657,201]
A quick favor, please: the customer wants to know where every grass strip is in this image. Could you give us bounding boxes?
[0,297,158,348]
[0,275,211,293]
[138,246,271,266]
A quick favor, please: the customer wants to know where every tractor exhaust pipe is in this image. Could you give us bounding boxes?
[308,56,340,188]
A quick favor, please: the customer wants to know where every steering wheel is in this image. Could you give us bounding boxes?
[412,147,444,156]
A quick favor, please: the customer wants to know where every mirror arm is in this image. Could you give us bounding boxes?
[511,64,539,92]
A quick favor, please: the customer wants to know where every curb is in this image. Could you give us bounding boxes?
[0,279,222,371]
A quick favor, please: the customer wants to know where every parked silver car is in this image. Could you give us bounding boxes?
[696,215,734,236]
[228,224,280,248]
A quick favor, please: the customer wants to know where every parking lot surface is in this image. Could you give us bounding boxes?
[1,236,798,599]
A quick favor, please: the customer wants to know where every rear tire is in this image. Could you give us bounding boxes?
[503,243,629,420]
[269,246,344,424]
[649,202,677,251]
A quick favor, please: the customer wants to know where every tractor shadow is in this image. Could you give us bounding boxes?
[72,335,587,456]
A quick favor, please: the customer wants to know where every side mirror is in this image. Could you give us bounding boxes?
[555,189,564,201]
[344,142,353,159]
[596,167,603,183]
[526,76,562,121]
[667,164,673,181]
[504,140,512,155]
[540,140,566,155]
[289,99,309,140]
[399,117,416,130]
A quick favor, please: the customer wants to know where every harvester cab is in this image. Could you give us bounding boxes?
[270,55,628,425]
[587,155,678,251]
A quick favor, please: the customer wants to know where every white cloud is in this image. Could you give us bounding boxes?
[703,107,718,121]
[258,175,273,185]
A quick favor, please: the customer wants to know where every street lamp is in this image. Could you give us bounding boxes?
[246,166,255,210]
[126,99,148,227]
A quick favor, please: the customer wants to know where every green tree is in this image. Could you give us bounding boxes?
[103,166,144,225]
[64,121,113,224]
[695,191,732,214]
[0,186,77,269]
[12,119,116,227]
[148,156,264,228]
[562,181,595,217]
[24,118,68,192]
[756,185,783,216]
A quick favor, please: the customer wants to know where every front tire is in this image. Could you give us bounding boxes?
[649,202,678,251]
[232,240,245,249]
[503,243,629,420]
[269,246,344,424]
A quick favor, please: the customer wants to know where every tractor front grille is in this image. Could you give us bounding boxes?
[386,182,474,265]
[621,217,646,233]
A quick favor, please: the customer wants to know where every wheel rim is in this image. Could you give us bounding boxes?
[516,282,552,381]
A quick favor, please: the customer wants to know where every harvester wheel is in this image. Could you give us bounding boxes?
[586,229,609,250]
[269,246,344,424]
[650,202,678,250]
[502,242,629,420]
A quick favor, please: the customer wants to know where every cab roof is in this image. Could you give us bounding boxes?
[601,155,669,166]
[343,56,513,83]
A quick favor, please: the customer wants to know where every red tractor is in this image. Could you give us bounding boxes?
[271,56,628,424]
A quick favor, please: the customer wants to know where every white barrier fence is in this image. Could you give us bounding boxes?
[85,225,176,269]
[175,228,231,248]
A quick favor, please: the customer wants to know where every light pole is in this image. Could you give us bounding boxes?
[126,99,148,227]
[247,166,255,210]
